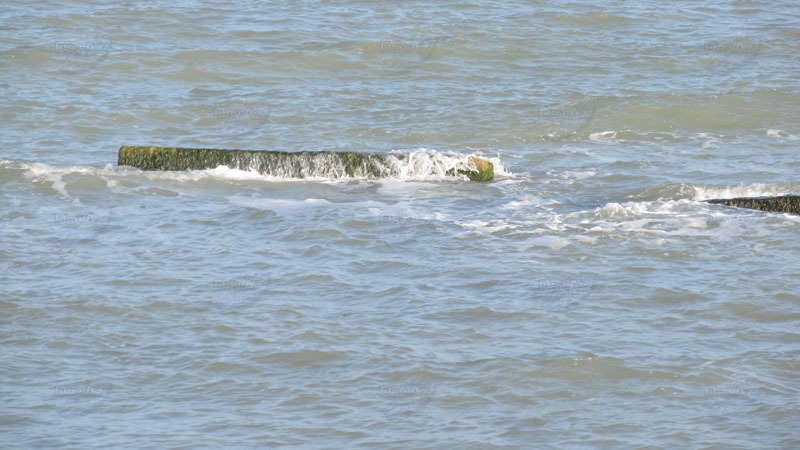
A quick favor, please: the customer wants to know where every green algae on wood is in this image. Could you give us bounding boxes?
[118,146,494,181]
[118,146,234,171]
[467,156,494,182]
[707,195,800,215]
[444,156,494,182]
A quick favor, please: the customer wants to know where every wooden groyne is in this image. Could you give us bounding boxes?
[117,146,494,181]
[706,195,800,215]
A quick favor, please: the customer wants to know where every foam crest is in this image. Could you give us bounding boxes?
[691,183,793,201]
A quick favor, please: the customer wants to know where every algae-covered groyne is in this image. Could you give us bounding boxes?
[117,146,494,181]
[707,195,800,215]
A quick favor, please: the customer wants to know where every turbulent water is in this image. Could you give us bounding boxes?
[2,1,799,448]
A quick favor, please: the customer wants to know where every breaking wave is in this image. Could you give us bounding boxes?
[7,149,510,185]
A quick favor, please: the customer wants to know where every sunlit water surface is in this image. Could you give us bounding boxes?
[1,1,799,448]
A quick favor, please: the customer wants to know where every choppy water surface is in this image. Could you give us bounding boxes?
[2,1,799,448]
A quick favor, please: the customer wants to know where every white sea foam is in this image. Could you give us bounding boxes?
[387,148,512,180]
[766,129,799,141]
[691,183,791,201]
[575,195,795,239]
[589,130,620,144]
[20,162,82,200]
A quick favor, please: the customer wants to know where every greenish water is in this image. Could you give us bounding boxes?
[1,1,799,448]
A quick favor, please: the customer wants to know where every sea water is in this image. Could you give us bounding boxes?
[1,1,799,448]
